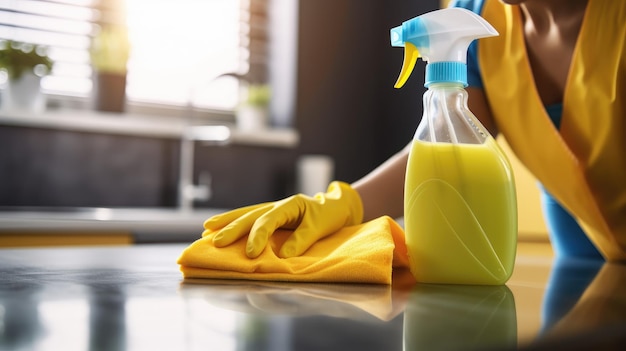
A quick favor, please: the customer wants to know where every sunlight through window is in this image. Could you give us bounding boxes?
[0,0,245,111]
[125,0,241,110]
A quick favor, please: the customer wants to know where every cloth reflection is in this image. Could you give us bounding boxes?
[180,269,415,322]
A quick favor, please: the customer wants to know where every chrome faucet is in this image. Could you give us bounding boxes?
[177,125,231,211]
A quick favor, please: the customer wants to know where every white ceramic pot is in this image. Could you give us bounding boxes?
[236,105,269,131]
[1,72,45,113]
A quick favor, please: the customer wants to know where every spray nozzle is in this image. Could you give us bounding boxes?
[391,8,498,88]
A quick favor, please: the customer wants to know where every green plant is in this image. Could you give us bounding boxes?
[90,25,130,74]
[244,84,271,107]
[0,40,53,80]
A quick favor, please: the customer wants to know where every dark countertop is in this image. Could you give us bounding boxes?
[0,242,625,351]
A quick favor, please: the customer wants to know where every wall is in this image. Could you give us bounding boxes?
[294,0,439,183]
[193,143,297,208]
[0,125,178,207]
[0,125,297,208]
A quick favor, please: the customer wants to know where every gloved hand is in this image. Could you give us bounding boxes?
[204,181,363,258]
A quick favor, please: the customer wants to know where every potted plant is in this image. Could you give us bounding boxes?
[216,72,272,130]
[90,24,131,113]
[0,40,53,112]
[236,83,271,130]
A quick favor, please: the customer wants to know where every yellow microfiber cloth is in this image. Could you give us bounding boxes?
[178,215,410,284]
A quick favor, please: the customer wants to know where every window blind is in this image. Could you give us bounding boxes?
[0,0,96,96]
[242,0,269,85]
[0,0,267,112]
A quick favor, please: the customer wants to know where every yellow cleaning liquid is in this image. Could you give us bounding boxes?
[404,137,517,285]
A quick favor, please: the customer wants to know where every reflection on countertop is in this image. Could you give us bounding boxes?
[0,242,625,350]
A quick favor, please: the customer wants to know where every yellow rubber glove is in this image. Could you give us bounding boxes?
[205,181,363,258]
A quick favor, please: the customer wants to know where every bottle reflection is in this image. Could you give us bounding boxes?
[403,284,517,351]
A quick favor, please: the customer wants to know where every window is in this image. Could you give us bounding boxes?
[125,0,241,110]
[0,0,265,113]
[0,0,96,97]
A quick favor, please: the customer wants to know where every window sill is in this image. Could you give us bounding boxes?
[0,108,299,148]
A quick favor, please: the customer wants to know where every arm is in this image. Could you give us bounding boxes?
[352,144,409,222]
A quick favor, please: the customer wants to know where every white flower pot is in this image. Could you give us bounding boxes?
[1,72,45,113]
[236,105,269,131]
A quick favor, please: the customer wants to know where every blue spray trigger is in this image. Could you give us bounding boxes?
[390,26,403,46]
[391,8,498,87]
[391,17,429,88]
[391,18,429,49]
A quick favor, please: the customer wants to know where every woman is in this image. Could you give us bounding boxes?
[206,0,625,262]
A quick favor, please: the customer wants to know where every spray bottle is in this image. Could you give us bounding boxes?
[391,8,517,285]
